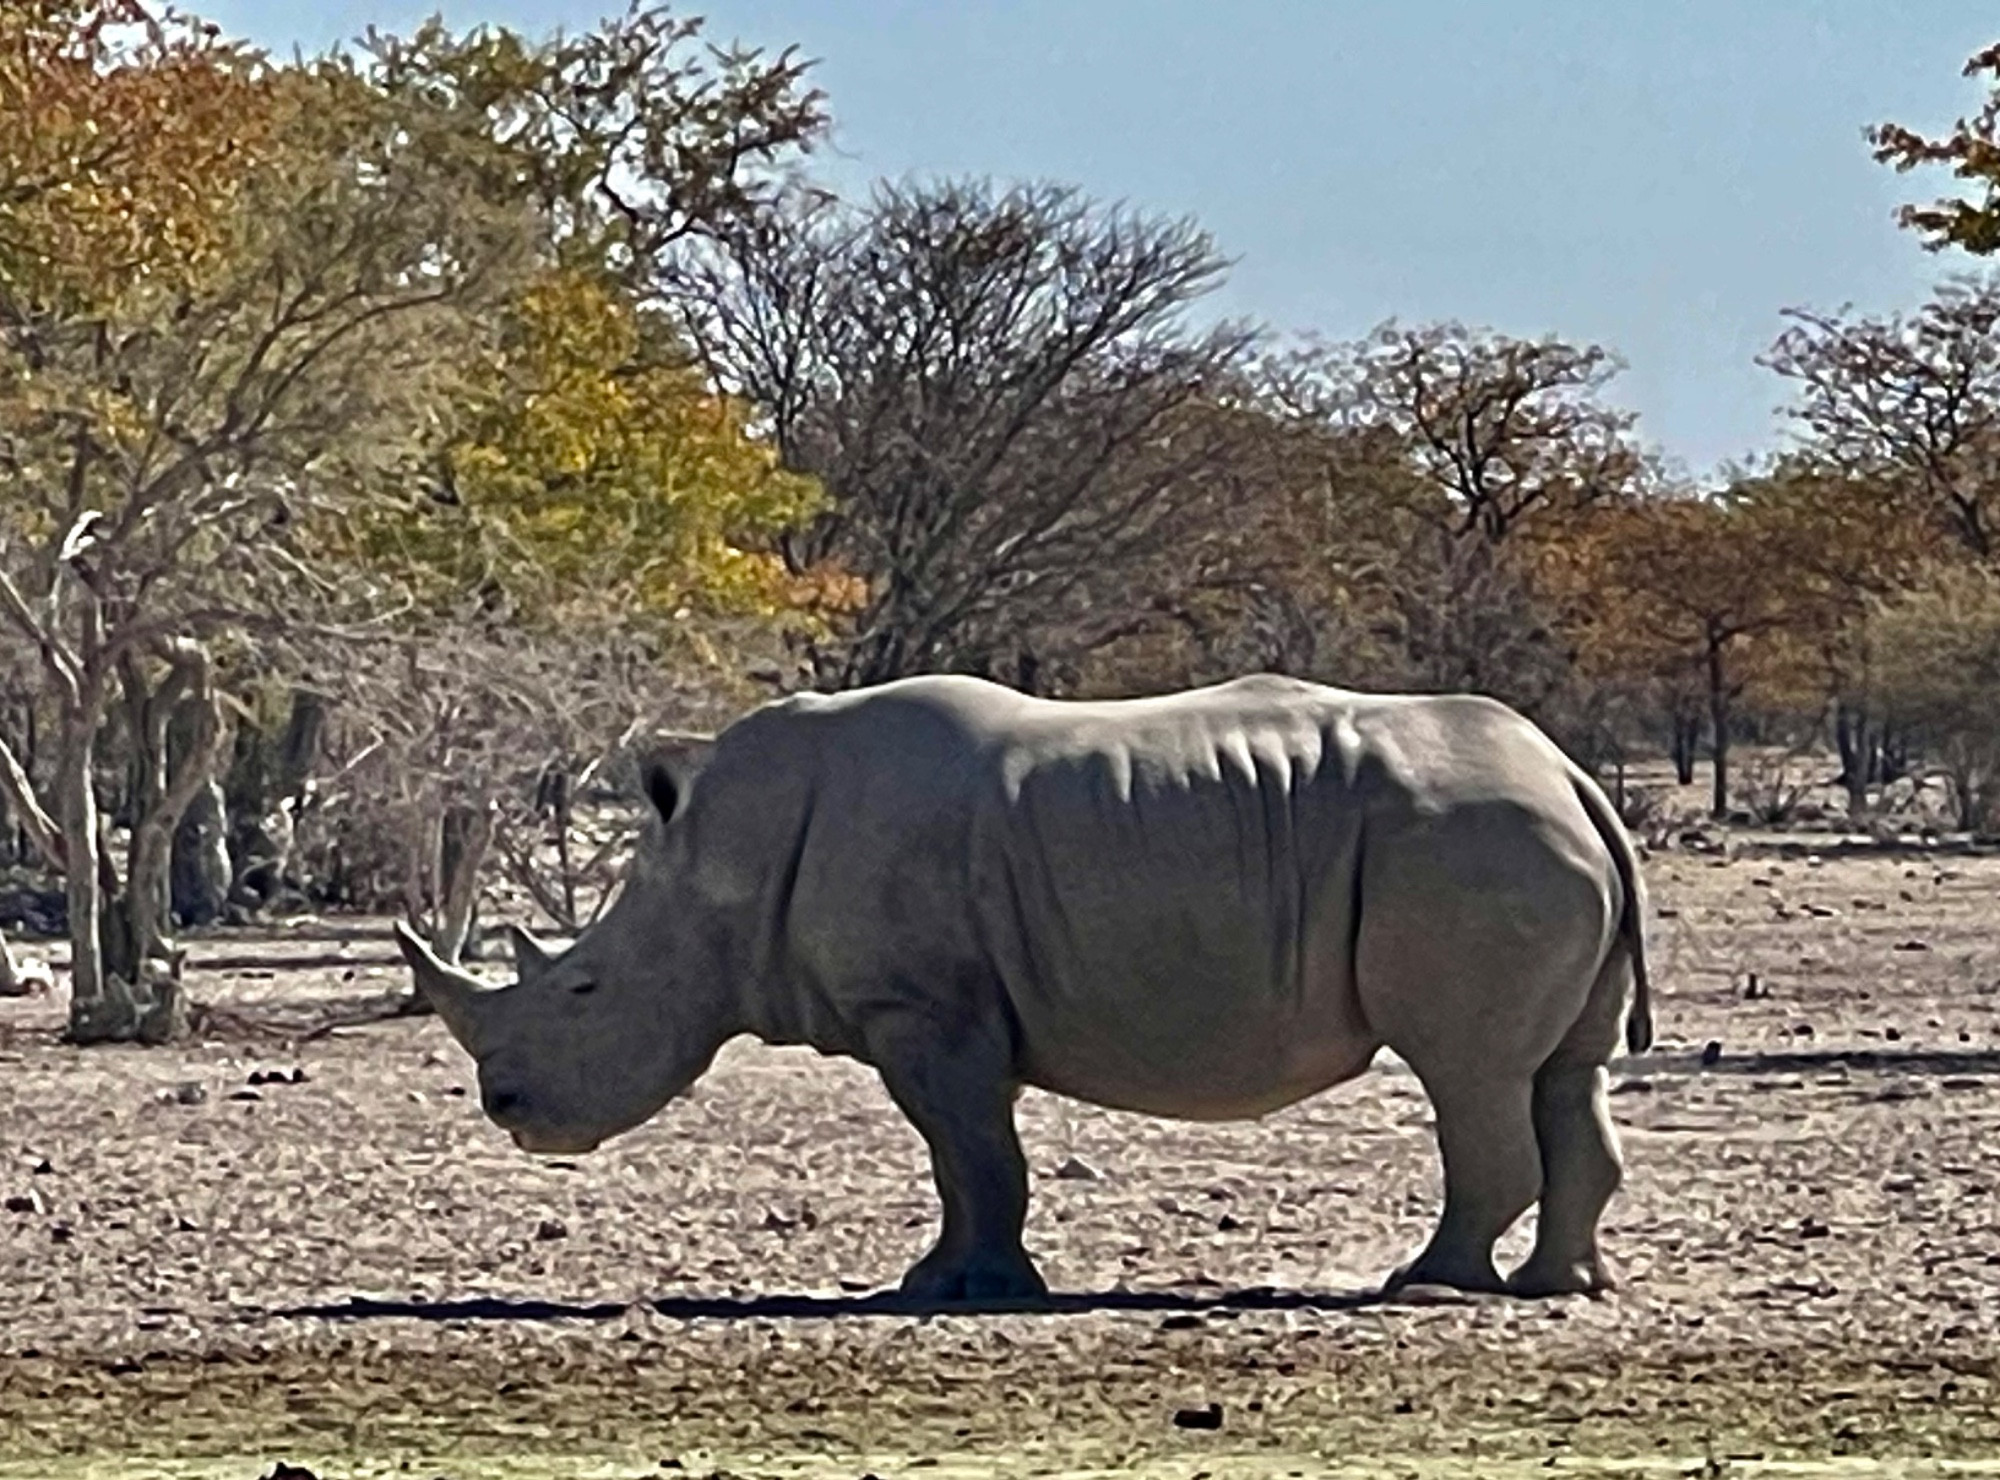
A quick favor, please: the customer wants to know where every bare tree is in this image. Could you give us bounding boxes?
[1312,323,1645,544]
[668,178,1255,688]
[313,620,745,960]
[1763,279,2000,558]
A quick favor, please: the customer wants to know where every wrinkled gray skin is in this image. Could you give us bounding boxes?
[397,674,1651,1303]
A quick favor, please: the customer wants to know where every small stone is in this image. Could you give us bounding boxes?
[173,1083,207,1106]
[30,1160,51,1176]
[3,1192,42,1215]
[1173,1402,1223,1430]
[1054,1156,1100,1182]
[1700,1040,1723,1067]
[1894,939,1931,952]
[48,1224,72,1243]
[227,1089,261,1103]
[1216,1214,1243,1232]
[289,1067,308,1084]
[1800,1216,1831,1239]
[261,1464,320,1480]
[535,1218,568,1242]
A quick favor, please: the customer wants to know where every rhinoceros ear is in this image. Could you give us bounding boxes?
[505,923,555,985]
[638,733,713,826]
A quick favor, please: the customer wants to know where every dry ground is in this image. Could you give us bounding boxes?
[3,842,2000,1477]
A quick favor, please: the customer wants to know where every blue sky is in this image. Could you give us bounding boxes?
[205,0,1997,481]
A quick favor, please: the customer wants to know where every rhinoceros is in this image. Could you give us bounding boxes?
[396,673,1651,1302]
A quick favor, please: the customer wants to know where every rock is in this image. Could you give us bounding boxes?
[1054,1156,1100,1182]
[227,1089,261,1103]
[1800,1217,1831,1239]
[49,1224,72,1243]
[1700,1040,1723,1067]
[173,1083,207,1106]
[1216,1214,1243,1232]
[1894,939,1931,952]
[1173,1402,1224,1430]
[535,1218,569,1242]
[260,1464,320,1480]
[31,1159,51,1175]
[4,1192,42,1215]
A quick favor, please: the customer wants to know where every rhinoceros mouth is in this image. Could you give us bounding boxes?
[510,1127,603,1156]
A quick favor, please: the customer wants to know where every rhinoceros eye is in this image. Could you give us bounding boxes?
[568,980,598,996]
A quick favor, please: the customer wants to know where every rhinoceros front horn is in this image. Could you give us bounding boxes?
[392,920,492,1052]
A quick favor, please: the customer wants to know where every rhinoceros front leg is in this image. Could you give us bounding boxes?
[867,1012,1049,1306]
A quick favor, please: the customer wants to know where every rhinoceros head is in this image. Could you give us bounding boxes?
[394,749,734,1155]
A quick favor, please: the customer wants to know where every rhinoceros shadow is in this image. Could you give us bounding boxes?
[272,1283,1405,1325]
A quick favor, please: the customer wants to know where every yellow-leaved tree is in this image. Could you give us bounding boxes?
[370,268,825,628]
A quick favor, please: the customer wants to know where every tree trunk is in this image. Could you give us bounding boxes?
[434,799,493,964]
[1671,711,1699,787]
[1833,701,1872,818]
[221,686,322,909]
[0,926,25,997]
[67,643,231,1045]
[57,708,180,1045]
[171,780,231,926]
[1706,639,1731,821]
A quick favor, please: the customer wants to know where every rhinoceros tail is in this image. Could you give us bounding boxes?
[1571,770,1653,1056]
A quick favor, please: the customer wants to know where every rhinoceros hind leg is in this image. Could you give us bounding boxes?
[870,1011,1050,1307]
[1386,1072,1541,1295]
[1509,1060,1621,1297]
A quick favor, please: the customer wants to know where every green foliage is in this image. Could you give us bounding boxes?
[1871,41,2000,255]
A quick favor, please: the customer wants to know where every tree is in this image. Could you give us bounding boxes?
[669,178,1255,689]
[1870,40,2000,256]
[1316,323,1644,545]
[1544,496,1802,819]
[1762,280,2000,558]
[1871,563,2000,829]
[361,266,824,627]
[1727,461,1929,813]
[322,7,830,957]
[1264,326,1646,725]
[0,19,540,1041]
[0,1,275,305]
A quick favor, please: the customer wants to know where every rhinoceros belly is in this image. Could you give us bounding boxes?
[978,741,1378,1121]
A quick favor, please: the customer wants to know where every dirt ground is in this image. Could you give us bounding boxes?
[4,841,2000,1478]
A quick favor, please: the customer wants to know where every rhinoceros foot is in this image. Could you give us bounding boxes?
[1507,1253,1616,1299]
[898,1246,1050,1308]
[1381,1254,1508,1298]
